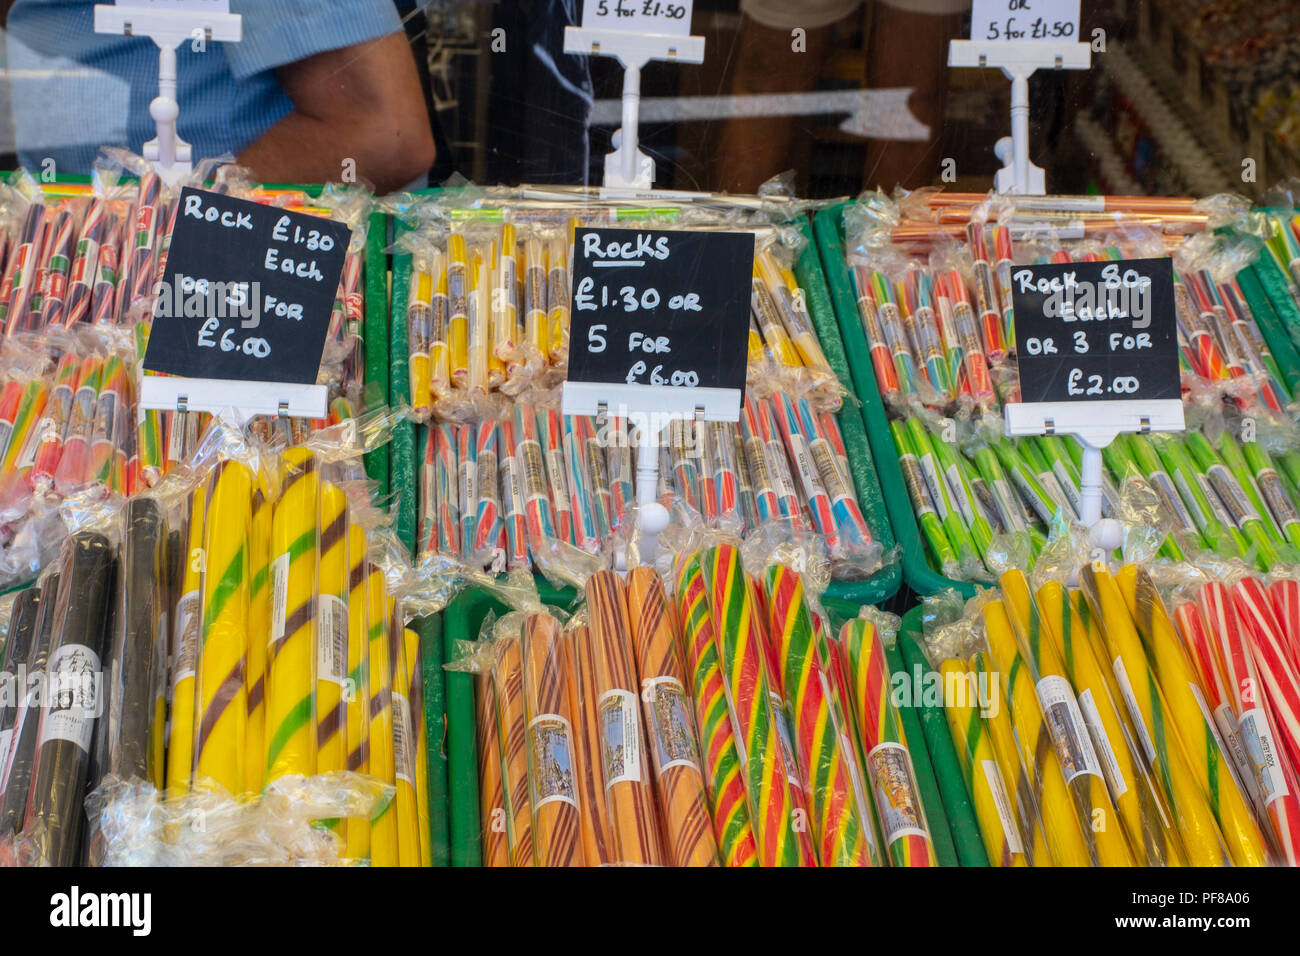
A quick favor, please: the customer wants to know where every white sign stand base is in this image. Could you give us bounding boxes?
[1005,399,1184,572]
[948,39,1090,194]
[94,5,242,185]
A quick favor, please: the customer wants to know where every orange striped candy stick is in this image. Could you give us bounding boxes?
[567,625,616,865]
[627,566,719,867]
[584,570,667,865]
[521,612,584,866]
[491,626,535,866]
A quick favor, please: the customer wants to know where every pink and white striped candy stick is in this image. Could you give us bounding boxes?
[1267,579,1300,674]
[1230,579,1300,781]
[1196,587,1300,863]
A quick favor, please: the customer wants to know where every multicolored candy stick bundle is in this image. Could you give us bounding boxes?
[927,559,1300,866]
[470,542,949,867]
[845,189,1300,582]
[0,415,432,868]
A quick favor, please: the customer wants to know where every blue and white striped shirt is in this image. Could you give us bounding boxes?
[6,0,402,174]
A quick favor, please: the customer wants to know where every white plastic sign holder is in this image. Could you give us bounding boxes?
[563,25,705,191]
[93,2,243,185]
[1005,399,1184,566]
[563,8,735,567]
[948,39,1090,194]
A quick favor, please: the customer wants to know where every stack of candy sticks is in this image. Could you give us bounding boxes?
[418,393,877,576]
[472,544,947,866]
[928,558,1300,865]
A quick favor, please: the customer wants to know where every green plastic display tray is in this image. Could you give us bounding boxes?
[814,202,978,599]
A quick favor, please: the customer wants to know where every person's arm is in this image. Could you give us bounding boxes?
[238,31,435,194]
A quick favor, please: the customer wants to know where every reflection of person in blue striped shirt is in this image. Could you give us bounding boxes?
[5,0,435,194]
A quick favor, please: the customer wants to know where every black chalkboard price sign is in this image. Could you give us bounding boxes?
[566,227,753,399]
[1012,257,1180,405]
[142,187,351,386]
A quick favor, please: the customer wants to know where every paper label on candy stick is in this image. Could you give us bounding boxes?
[811,437,852,507]
[1112,657,1156,764]
[519,439,548,503]
[1194,472,1235,530]
[898,454,937,519]
[392,691,416,786]
[1188,683,1252,802]
[1237,707,1289,806]
[1035,675,1103,785]
[770,692,802,791]
[1148,469,1197,536]
[641,676,701,776]
[943,463,977,526]
[1206,465,1259,528]
[1078,689,1128,800]
[528,713,579,810]
[919,454,950,522]
[546,449,571,512]
[1037,471,1075,521]
[598,689,643,788]
[867,741,929,846]
[316,594,349,686]
[174,590,201,681]
[981,759,1025,855]
[1214,702,1265,808]
[1051,460,1082,513]
[1255,468,1300,532]
[1170,470,1208,531]
[268,553,290,645]
[992,478,1025,532]
[40,644,102,754]
[459,457,477,516]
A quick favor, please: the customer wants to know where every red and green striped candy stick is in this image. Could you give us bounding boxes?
[673,554,758,867]
[840,614,938,866]
[29,351,81,487]
[700,543,814,866]
[763,564,878,866]
[87,353,125,488]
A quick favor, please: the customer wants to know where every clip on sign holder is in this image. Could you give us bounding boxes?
[564,388,743,568]
[563,25,704,190]
[562,17,732,569]
[948,39,1089,194]
[93,3,243,185]
[1005,399,1184,572]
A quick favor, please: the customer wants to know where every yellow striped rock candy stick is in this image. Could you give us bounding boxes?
[244,475,272,795]
[1078,562,1231,866]
[1035,580,1186,867]
[388,598,423,867]
[938,658,1029,866]
[999,570,1134,866]
[971,651,1053,865]
[166,488,205,795]
[266,447,319,783]
[982,599,1093,865]
[193,459,252,796]
[404,623,433,867]
[366,565,399,866]
[343,524,372,860]
[1117,565,1269,866]
[315,482,350,779]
